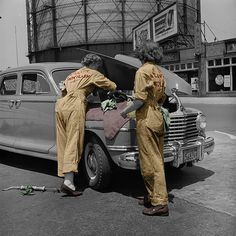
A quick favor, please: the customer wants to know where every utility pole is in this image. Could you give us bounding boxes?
[195,0,205,96]
[83,0,88,50]
[15,25,19,66]
[121,0,126,53]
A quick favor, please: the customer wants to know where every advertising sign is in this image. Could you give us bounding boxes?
[191,77,199,91]
[226,42,236,53]
[133,21,151,50]
[223,75,231,87]
[152,4,178,42]
[215,74,224,86]
[194,23,202,55]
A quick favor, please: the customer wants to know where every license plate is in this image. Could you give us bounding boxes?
[183,147,198,162]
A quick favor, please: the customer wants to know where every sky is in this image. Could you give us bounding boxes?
[0,0,236,70]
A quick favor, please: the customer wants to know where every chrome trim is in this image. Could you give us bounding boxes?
[203,136,215,154]
[109,136,214,170]
[85,125,135,132]
[85,126,104,130]
[107,145,138,151]
[17,100,55,103]
[119,127,136,131]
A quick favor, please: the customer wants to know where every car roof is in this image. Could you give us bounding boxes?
[0,62,82,75]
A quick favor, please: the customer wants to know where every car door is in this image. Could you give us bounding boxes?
[0,73,18,147]
[14,70,57,154]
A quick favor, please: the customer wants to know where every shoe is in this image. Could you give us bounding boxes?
[60,183,83,196]
[138,196,151,208]
[142,205,169,216]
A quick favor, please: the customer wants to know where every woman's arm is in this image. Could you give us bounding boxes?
[120,99,144,118]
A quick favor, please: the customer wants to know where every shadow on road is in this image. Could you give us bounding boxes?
[0,150,214,202]
[0,150,57,176]
[104,165,215,203]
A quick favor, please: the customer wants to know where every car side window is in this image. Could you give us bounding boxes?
[22,73,50,95]
[0,75,17,95]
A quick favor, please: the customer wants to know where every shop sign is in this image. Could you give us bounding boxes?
[194,23,202,55]
[152,3,178,42]
[215,74,224,86]
[133,21,151,50]
[162,52,180,63]
[226,42,236,53]
[191,77,199,91]
[223,75,231,87]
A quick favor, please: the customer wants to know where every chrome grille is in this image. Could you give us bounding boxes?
[164,113,199,143]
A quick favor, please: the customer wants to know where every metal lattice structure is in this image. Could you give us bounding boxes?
[26,0,199,62]
[26,0,172,51]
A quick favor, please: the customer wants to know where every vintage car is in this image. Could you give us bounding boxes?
[0,54,215,190]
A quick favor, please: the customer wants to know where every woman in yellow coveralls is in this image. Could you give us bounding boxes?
[56,54,116,196]
[121,41,169,216]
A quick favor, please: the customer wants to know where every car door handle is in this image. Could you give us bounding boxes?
[8,100,15,109]
[15,100,21,109]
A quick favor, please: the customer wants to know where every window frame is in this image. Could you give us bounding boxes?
[0,74,18,96]
[20,72,52,96]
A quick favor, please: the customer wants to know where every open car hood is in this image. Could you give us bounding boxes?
[74,48,192,95]
[114,54,192,96]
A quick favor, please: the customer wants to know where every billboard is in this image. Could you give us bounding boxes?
[152,3,178,42]
[132,21,151,50]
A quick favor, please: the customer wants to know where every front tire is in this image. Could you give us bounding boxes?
[83,138,111,190]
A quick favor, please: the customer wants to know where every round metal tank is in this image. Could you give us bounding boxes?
[27,0,171,57]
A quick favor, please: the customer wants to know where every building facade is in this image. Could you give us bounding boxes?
[161,38,236,96]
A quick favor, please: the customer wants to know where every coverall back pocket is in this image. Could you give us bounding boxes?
[146,106,164,136]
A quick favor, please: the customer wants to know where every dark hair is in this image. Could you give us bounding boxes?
[134,40,163,64]
[81,53,103,67]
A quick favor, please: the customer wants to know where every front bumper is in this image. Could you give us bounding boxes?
[108,136,215,169]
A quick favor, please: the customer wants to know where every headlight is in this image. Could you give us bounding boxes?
[196,114,206,130]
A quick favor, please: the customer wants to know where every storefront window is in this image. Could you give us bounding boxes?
[175,70,198,84]
[215,59,222,66]
[208,67,230,91]
[187,63,192,69]
[232,57,236,64]
[193,62,199,68]
[208,60,214,66]
[175,64,179,70]
[223,58,230,65]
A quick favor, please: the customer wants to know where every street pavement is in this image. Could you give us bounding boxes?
[0,97,236,236]
[170,131,236,217]
[180,96,236,105]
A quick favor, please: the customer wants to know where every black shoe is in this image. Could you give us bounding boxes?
[60,184,83,197]
[142,205,169,216]
[138,196,152,208]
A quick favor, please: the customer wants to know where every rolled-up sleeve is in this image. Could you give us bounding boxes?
[134,71,148,101]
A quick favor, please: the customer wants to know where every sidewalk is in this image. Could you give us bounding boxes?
[179,96,236,104]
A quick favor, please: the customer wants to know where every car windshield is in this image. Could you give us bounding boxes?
[52,69,78,88]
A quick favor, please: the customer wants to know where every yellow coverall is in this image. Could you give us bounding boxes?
[55,67,116,177]
[134,62,168,206]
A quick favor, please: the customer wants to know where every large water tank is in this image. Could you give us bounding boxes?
[26,0,176,61]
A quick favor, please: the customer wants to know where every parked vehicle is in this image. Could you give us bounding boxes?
[0,56,214,190]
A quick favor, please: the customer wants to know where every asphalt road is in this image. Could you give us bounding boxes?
[0,99,236,236]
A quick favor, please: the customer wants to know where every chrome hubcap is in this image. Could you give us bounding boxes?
[87,150,97,179]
